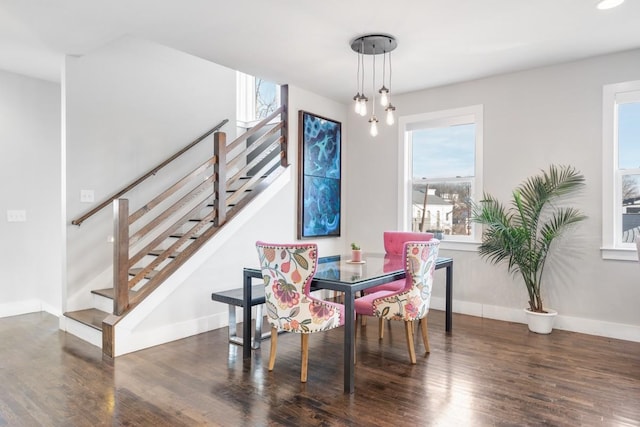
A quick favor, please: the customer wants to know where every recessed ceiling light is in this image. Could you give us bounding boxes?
[597,0,624,10]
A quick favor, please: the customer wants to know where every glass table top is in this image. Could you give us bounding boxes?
[315,253,404,284]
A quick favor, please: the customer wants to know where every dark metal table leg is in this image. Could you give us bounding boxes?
[445,263,453,334]
[343,289,355,393]
[242,271,252,359]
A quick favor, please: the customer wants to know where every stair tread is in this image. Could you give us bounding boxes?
[64,308,109,331]
[147,249,181,258]
[92,288,138,299]
[169,233,202,239]
[129,268,159,278]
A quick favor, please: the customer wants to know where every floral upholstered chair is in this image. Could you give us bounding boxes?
[355,240,440,364]
[256,241,345,382]
[362,231,434,338]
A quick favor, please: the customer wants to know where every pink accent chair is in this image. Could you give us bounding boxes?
[355,240,440,364]
[256,241,345,383]
[361,231,434,337]
[383,231,434,256]
[375,231,434,289]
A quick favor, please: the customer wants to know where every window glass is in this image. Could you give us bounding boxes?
[411,181,472,236]
[412,124,475,179]
[401,105,482,245]
[255,78,279,120]
[622,174,640,243]
[618,102,640,170]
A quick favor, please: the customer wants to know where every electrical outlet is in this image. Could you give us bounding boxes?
[7,210,26,222]
[80,189,95,203]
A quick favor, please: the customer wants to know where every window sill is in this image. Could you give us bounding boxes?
[601,247,639,261]
[438,240,481,252]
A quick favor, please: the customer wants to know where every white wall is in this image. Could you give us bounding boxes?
[112,85,348,355]
[64,36,238,309]
[0,70,62,316]
[0,31,348,353]
[346,48,640,341]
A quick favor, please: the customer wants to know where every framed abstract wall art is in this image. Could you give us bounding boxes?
[297,111,341,238]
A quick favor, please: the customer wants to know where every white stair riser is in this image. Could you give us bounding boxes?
[64,317,102,348]
[92,293,113,313]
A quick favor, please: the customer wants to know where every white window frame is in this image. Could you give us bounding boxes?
[398,105,483,251]
[236,71,256,127]
[602,80,640,261]
[236,72,280,129]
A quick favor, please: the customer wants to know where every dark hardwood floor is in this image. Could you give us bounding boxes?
[1,310,639,426]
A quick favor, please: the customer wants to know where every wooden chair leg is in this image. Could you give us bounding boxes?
[420,317,430,353]
[332,291,340,303]
[378,317,385,340]
[404,320,417,364]
[361,315,367,326]
[268,326,278,371]
[301,334,309,383]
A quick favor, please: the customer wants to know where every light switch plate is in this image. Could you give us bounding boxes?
[80,189,95,203]
[7,210,26,222]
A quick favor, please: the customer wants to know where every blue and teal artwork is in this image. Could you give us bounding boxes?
[299,111,341,238]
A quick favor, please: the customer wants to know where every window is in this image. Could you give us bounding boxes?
[236,72,279,127]
[398,105,483,249]
[602,80,640,260]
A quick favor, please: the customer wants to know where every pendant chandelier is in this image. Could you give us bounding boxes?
[351,34,397,137]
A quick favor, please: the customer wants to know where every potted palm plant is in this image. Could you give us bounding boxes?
[471,164,586,334]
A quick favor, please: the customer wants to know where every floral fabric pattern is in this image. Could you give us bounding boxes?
[256,242,345,334]
[372,241,440,321]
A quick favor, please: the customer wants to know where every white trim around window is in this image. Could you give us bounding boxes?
[602,80,640,261]
[397,105,483,252]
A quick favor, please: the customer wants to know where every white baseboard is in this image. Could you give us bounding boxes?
[0,299,62,319]
[0,299,47,318]
[430,297,640,343]
[114,311,229,356]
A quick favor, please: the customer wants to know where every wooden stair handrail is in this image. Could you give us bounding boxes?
[225,107,283,157]
[71,118,229,226]
[103,85,289,357]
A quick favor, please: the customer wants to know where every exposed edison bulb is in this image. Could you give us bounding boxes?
[385,104,396,125]
[369,116,379,137]
[386,109,395,125]
[379,87,389,107]
[353,95,361,114]
[359,97,368,117]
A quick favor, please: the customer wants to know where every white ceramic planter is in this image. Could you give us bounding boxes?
[524,308,558,334]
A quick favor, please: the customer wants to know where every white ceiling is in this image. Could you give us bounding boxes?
[1,0,639,102]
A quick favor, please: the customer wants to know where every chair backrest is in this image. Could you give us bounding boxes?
[256,241,340,333]
[374,240,440,321]
[383,231,434,255]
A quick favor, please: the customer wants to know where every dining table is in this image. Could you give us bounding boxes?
[242,252,453,393]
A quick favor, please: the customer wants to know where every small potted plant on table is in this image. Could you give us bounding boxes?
[351,242,362,262]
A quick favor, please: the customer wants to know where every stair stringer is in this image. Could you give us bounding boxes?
[111,167,291,357]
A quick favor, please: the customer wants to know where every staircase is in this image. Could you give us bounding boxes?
[64,86,288,357]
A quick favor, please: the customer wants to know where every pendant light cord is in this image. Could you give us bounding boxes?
[372,45,376,116]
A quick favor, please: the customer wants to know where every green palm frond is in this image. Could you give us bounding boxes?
[471,165,586,312]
